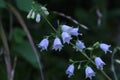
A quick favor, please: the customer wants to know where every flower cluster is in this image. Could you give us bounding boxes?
[37,22,112,80]
[65,42,112,80]
[26,3,113,80]
[38,24,84,52]
[65,57,106,79]
[27,6,49,23]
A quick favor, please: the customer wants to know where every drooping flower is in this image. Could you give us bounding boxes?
[31,11,35,19]
[41,6,49,15]
[38,38,49,51]
[61,32,72,44]
[44,11,49,15]
[27,9,33,19]
[85,66,95,80]
[61,25,73,33]
[75,40,85,52]
[36,13,41,23]
[52,37,63,51]
[70,28,79,36]
[94,57,105,70]
[41,6,47,11]
[100,43,112,54]
[66,64,74,78]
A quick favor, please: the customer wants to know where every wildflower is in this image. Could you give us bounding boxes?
[41,6,49,15]
[61,32,72,44]
[100,43,112,54]
[66,64,74,78]
[85,66,95,80]
[70,28,79,36]
[52,37,63,51]
[36,13,41,23]
[38,38,49,51]
[27,9,33,19]
[41,6,47,11]
[94,57,105,70]
[61,25,72,33]
[44,11,49,15]
[31,11,35,19]
[75,40,85,52]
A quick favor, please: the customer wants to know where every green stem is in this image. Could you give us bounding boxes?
[111,48,118,80]
[41,11,57,33]
[70,42,111,80]
[81,52,111,80]
[72,60,87,64]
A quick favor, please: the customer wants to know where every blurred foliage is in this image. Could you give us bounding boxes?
[16,0,33,12]
[0,0,6,8]
[0,0,120,80]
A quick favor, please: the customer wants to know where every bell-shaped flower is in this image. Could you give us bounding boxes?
[75,40,85,52]
[41,6,49,15]
[61,25,73,33]
[85,66,95,80]
[27,9,33,19]
[38,38,49,51]
[31,11,35,19]
[100,43,112,54]
[52,37,63,51]
[94,57,105,70]
[41,6,47,11]
[44,11,49,15]
[66,64,74,78]
[36,13,41,23]
[61,32,72,44]
[70,28,79,36]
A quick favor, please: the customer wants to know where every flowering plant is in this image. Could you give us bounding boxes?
[27,2,114,80]
[0,0,120,80]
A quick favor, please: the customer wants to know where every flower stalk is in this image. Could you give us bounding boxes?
[81,52,111,80]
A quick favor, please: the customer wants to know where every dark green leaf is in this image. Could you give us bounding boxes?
[13,41,39,68]
[13,28,26,43]
[16,0,33,12]
[0,0,6,8]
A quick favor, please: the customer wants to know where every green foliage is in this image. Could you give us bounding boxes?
[12,28,38,68]
[12,41,38,68]
[13,28,26,43]
[16,0,33,12]
[0,0,6,8]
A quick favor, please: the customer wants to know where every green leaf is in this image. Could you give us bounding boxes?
[93,42,100,49]
[13,41,39,68]
[0,0,6,8]
[13,28,26,43]
[16,0,33,12]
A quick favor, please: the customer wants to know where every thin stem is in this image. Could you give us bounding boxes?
[41,13,58,33]
[70,42,111,80]
[0,17,12,80]
[11,56,17,80]
[7,3,44,80]
[111,48,118,80]
[72,60,87,64]
[53,11,88,29]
